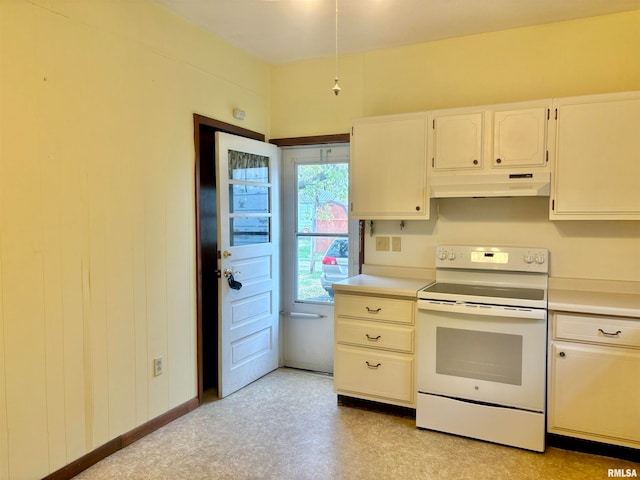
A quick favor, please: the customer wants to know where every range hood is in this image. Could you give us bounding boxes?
[430,172,550,198]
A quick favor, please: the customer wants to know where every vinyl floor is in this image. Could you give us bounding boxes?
[73,368,639,480]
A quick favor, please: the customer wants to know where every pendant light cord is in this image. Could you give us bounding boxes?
[332,0,341,95]
[335,0,338,78]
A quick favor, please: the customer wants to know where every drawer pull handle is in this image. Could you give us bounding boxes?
[365,334,381,341]
[366,307,382,314]
[365,361,381,369]
[598,328,622,337]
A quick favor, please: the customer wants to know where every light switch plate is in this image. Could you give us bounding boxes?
[392,236,402,252]
[375,236,390,251]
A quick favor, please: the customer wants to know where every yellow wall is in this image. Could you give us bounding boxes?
[271,10,640,138]
[0,1,270,478]
[271,10,640,283]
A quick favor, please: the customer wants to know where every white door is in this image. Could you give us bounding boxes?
[216,132,279,397]
[281,145,356,374]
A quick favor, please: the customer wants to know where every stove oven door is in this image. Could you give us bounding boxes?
[416,301,547,412]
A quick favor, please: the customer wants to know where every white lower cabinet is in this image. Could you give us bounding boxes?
[548,312,640,449]
[334,293,416,407]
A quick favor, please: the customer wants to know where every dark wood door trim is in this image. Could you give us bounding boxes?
[270,133,349,147]
[193,114,265,404]
[195,123,352,403]
[194,114,265,142]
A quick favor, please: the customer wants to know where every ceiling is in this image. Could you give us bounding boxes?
[154,0,640,64]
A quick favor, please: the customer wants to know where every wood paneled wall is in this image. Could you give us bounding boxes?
[0,1,271,478]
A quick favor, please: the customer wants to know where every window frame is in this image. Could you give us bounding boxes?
[281,144,357,309]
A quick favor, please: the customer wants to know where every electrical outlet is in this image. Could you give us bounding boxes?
[392,236,402,252]
[153,356,163,377]
[375,236,390,251]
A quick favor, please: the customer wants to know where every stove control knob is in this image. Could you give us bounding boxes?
[438,251,448,261]
[535,254,545,265]
[448,252,457,261]
[524,254,534,264]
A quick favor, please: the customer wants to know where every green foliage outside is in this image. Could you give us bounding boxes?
[295,162,349,303]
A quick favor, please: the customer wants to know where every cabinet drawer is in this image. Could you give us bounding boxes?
[334,345,414,404]
[554,313,640,348]
[336,294,414,324]
[336,319,414,353]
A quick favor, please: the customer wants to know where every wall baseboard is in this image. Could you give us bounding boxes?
[42,397,200,480]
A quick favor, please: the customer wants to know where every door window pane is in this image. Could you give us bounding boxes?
[296,162,349,303]
[229,184,269,214]
[297,236,348,302]
[228,150,269,182]
[227,149,271,246]
[230,217,270,246]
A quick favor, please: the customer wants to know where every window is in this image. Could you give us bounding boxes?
[296,162,349,302]
[282,145,355,305]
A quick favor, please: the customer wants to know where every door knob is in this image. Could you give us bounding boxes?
[223,269,242,290]
[222,250,232,258]
[223,268,241,277]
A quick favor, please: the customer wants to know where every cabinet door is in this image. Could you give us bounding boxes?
[548,342,640,445]
[551,91,640,220]
[350,114,428,219]
[492,107,548,169]
[431,112,484,171]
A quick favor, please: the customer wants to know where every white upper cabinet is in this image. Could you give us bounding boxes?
[429,100,551,174]
[431,111,485,171]
[493,106,548,169]
[350,112,429,220]
[550,91,640,220]
[350,91,639,220]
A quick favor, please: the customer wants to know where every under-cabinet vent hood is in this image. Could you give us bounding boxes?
[430,172,550,198]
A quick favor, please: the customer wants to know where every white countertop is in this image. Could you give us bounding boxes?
[548,289,640,318]
[332,274,433,298]
[334,272,640,318]
[548,277,640,318]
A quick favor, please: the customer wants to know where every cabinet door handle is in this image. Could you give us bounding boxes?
[598,328,622,337]
[365,334,381,341]
[366,307,381,314]
[559,351,566,357]
[365,361,381,369]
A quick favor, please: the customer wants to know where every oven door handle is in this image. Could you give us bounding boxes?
[417,300,546,320]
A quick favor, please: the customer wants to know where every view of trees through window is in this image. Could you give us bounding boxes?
[296,162,349,303]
